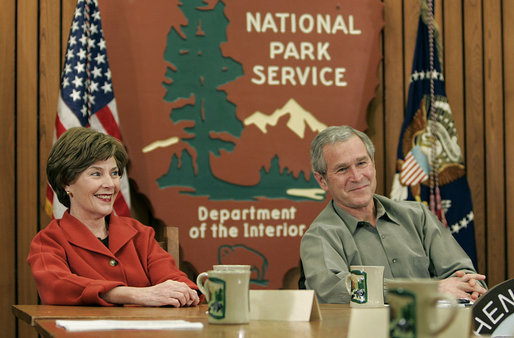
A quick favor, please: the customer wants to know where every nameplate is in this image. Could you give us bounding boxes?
[249,290,322,321]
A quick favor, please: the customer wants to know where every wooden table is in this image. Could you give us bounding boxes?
[13,304,351,337]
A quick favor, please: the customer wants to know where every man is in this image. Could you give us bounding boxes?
[300,126,486,303]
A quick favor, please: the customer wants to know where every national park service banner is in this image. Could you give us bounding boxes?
[99,0,384,288]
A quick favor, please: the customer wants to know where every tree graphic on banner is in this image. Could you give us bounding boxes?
[160,0,319,200]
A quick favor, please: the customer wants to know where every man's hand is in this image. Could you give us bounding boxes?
[102,280,201,307]
[439,270,487,301]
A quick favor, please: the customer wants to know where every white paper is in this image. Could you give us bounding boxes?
[55,319,203,332]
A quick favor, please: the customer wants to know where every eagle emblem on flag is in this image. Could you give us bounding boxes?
[393,95,467,204]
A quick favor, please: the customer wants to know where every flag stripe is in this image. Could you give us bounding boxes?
[401,168,427,186]
[407,170,427,185]
[90,104,121,140]
[57,96,82,131]
[55,114,67,138]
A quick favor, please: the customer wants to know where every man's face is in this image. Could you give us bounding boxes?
[314,136,376,214]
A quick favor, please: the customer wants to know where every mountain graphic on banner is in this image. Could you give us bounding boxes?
[244,98,327,139]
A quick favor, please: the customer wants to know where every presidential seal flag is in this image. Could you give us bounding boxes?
[390,0,477,266]
[45,0,130,218]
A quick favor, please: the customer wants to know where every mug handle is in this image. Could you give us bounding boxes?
[196,272,210,302]
[345,273,353,294]
[428,294,458,335]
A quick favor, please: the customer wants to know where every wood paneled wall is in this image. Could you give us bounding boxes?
[1,0,513,336]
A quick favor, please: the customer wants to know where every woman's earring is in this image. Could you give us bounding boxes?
[66,191,73,197]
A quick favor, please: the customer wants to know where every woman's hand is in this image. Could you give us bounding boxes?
[101,280,200,307]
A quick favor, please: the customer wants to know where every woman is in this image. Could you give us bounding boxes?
[28,127,200,307]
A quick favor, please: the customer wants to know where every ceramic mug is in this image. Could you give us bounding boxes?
[197,269,251,324]
[387,279,457,338]
[345,265,385,307]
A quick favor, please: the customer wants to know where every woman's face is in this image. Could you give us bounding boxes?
[65,157,120,221]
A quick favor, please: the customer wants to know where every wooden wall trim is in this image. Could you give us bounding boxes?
[383,0,405,195]
[484,0,506,281]
[504,0,514,279]
[443,1,465,152]
[16,0,40,337]
[0,0,16,335]
[463,0,486,276]
[368,64,385,195]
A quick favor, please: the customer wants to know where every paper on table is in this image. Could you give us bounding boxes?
[55,319,203,332]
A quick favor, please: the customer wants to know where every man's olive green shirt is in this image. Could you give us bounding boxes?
[300,195,478,303]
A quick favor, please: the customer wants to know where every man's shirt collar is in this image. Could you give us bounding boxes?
[332,196,401,234]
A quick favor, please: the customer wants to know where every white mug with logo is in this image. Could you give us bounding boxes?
[387,278,458,338]
[345,265,385,307]
[197,269,251,324]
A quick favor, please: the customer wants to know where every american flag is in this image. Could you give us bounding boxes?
[45,0,130,218]
[390,0,477,266]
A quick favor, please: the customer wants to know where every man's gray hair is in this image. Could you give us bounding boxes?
[310,125,375,175]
